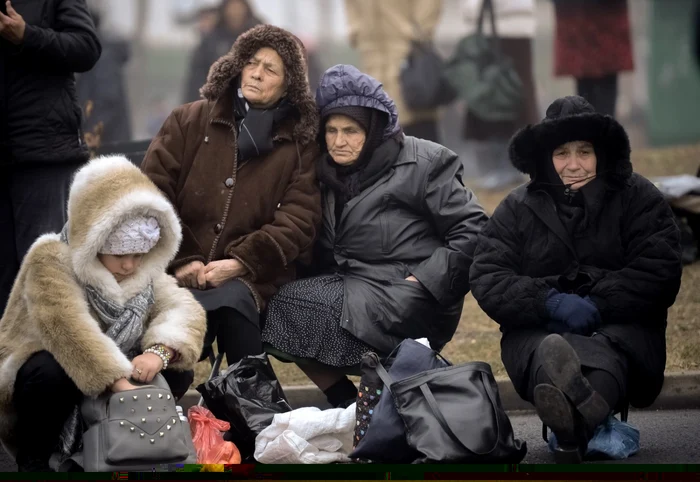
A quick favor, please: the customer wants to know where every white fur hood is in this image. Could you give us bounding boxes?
[65,155,183,303]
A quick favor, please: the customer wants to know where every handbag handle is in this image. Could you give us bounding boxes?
[373,347,452,395]
[418,371,502,456]
[411,20,428,44]
[476,0,503,57]
[375,360,395,390]
[383,342,453,369]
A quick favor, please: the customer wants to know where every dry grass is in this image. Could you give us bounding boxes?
[193,143,700,388]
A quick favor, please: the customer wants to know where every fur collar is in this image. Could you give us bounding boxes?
[65,156,182,304]
[200,24,319,146]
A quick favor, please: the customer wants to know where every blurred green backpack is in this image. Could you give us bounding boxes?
[445,0,524,122]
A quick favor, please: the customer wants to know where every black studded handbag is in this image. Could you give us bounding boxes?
[71,374,197,471]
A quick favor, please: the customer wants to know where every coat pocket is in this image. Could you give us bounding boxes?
[379,194,391,255]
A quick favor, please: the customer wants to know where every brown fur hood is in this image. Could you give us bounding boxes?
[200,24,319,145]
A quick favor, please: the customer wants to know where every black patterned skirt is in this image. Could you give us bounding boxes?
[262,275,374,368]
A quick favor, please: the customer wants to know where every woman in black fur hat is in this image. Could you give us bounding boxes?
[469,96,683,463]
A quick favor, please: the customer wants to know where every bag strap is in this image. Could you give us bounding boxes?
[476,0,503,56]
[418,372,502,456]
[411,20,428,44]
[375,361,395,390]
[435,351,452,366]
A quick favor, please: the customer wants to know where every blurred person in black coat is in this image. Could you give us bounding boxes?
[76,8,132,147]
[0,0,101,315]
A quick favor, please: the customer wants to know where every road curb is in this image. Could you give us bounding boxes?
[179,371,700,414]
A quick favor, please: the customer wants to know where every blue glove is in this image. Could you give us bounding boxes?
[545,289,601,335]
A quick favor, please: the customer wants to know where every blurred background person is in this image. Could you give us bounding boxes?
[77,7,132,147]
[195,1,220,36]
[344,0,443,143]
[182,0,263,103]
[461,0,538,190]
[297,33,324,95]
[552,0,634,117]
[0,0,101,315]
[695,0,700,70]
[145,95,172,138]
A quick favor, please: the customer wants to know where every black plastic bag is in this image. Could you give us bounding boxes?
[196,354,292,460]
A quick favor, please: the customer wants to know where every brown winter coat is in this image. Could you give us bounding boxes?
[141,25,321,310]
[0,156,207,456]
[344,0,443,126]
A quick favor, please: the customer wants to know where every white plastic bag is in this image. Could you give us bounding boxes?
[254,404,356,464]
[652,175,700,200]
[548,415,640,460]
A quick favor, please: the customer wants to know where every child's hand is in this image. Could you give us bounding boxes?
[132,353,164,383]
[111,378,140,392]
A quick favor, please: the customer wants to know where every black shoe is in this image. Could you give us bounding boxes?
[534,383,588,464]
[537,334,611,433]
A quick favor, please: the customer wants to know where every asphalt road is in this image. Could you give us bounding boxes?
[511,409,700,464]
[0,409,697,471]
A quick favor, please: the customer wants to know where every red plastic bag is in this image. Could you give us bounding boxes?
[188,406,242,464]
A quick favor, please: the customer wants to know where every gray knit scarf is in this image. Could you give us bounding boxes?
[56,225,155,459]
[84,284,155,358]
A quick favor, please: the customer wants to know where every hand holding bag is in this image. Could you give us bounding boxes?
[75,374,197,471]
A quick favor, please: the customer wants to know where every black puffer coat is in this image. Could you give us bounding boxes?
[469,96,683,408]
[315,65,489,354]
[0,0,101,166]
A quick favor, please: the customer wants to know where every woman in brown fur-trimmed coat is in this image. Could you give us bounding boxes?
[0,156,206,472]
[142,25,321,366]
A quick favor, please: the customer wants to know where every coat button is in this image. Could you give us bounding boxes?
[214,223,223,234]
[224,177,234,188]
[333,245,341,254]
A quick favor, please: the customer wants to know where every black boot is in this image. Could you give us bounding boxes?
[536,334,611,433]
[533,335,612,464]
[534,383,586,463]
